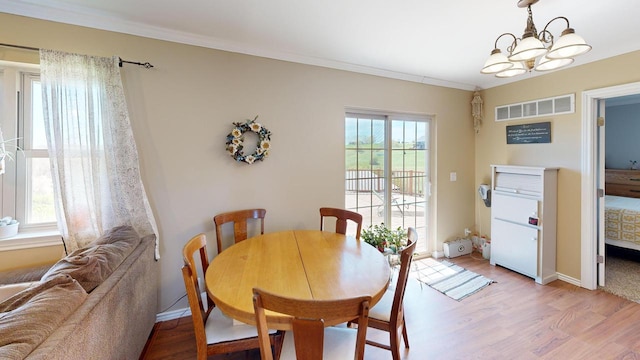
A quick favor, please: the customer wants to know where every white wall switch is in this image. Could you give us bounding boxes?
[450,172,457,181]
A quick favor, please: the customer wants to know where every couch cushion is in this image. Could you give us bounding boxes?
[41,227,141,292]
[0,275,87,360]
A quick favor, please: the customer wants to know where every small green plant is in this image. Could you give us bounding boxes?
[362,223,407,253]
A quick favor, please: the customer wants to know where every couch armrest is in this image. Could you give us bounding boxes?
[0,282,38,303]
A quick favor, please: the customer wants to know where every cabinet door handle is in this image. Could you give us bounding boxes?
[630,178,640,181]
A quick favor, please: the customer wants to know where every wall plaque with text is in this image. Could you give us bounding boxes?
[506,121,551,144]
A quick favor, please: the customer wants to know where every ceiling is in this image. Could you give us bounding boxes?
[2,0,639,91]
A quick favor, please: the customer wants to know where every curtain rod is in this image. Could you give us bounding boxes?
[0,42,154,69]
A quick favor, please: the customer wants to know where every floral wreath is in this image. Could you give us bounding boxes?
[226,116,272,164]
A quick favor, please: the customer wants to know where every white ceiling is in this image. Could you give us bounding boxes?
[2,0,639,91]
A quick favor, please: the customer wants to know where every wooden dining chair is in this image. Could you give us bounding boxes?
[181,233,282,360]
[253,287,371,360]
[213,208,266,253]
[353,228,417,360]
[319,207,363,240]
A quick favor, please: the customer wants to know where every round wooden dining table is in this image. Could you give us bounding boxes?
[205,229,391,330]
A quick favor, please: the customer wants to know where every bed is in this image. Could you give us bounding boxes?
[605,169,640,251]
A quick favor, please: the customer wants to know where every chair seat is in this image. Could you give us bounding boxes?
[280,326,358,359]
[368,288,394,322]
[205,307,275,345]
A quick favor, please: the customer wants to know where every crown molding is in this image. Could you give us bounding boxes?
[1,1,476,91]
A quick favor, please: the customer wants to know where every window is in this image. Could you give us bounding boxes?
[0,62,57,245]
[345,111,431,254]
[495,94,575,121]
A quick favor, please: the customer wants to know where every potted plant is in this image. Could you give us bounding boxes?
[362,223,407,254]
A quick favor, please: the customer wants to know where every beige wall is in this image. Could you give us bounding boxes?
[0,13,476,313]
[0,244,64,270]
[476,50,640,280]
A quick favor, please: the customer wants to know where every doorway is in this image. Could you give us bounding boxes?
[581,81,640,290]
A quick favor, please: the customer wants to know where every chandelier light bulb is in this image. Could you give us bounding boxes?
[509,36,547,62]
[535,55,574,71]
[481,49,514,74]
[496,61,527,78]
[546,28,592,59]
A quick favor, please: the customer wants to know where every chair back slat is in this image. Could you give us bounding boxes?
[319,207,363,240]
[292,318,325,359]
[214,208,266,253]
[253,287,371,360]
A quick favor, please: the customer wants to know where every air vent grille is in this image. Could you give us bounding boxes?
[495,94,574,122]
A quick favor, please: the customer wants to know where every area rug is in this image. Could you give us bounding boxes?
[600,246,640,303]
[411,257,495,301]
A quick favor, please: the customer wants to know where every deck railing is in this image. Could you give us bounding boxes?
[345,169,426,196]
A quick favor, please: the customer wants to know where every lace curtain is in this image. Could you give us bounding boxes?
[39,49,159,258]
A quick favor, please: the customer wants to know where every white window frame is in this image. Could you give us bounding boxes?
[0,61,60,250]
[495,93,575,121]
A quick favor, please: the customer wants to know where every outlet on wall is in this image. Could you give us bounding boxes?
[464,228,471,236]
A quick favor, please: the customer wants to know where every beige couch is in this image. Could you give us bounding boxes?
[0,226,158,360]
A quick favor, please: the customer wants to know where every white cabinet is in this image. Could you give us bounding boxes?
[490,165,558,285]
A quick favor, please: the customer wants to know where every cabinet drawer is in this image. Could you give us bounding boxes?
[605,183,640,198]
[491,219,538,278]
[605,170,640,185]
[492,192,539,226]
[494,172,542,195]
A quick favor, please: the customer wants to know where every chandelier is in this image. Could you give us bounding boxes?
[481,0,591,78]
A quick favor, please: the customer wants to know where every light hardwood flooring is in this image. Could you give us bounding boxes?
[140,254,640,359]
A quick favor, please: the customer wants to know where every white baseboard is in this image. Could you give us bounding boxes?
[156,307,190,323]
[556,272,581,287]
[431,250,444,259]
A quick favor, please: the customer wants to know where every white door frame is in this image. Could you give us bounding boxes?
[581,81,640,290]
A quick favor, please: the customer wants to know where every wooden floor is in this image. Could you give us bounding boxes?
[140,254,640,359]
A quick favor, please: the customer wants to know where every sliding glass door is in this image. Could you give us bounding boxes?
[345,111,431,254]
